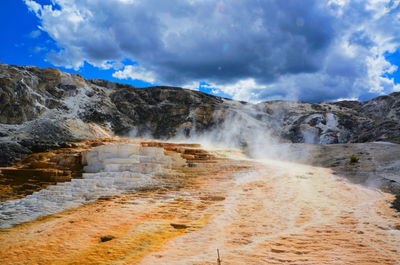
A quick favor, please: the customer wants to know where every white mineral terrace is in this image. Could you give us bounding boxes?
[0,144,185,228]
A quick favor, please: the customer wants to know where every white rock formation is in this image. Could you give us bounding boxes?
[0,143,185,228]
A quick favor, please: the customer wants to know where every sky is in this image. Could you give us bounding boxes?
[1,0,400,103]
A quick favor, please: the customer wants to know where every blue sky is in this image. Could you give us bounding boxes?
[0,0,152,87]
[1,0,399,102]
[385,49,400,84]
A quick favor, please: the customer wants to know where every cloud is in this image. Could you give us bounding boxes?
[32,46,46,53]
[112,65,156,83]
[182,81,200,91]
[24,0,42,14]
[25,0,400,102]
[206,79,268,102]
[28,30,41,39]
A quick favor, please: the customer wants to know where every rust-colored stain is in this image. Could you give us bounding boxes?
[0,138,217,202]
[1,140,400,264]
[0,139,249,264]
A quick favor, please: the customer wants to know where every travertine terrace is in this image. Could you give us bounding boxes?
[0,139,400,264]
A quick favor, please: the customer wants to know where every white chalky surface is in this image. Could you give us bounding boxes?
[0,144,183,228]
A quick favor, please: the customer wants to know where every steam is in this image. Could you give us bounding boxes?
[166,100,310,161]
[123,98,329,163]
[125,99,313,161]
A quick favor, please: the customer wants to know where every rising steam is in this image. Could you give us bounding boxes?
[128,100,310,161]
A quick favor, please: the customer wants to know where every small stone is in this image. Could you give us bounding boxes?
[100,235,115,242]
[170,223,189,229]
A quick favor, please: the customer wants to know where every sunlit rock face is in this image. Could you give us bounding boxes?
[0,142,187,228]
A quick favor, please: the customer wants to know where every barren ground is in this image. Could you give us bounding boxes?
[0,145,400,264]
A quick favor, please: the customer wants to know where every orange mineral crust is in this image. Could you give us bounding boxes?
[0,140,252,264]
[0,138,210,202]
[0,141,400,264]
[0,138,135,202]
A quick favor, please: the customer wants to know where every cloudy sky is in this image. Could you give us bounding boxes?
[1,0,400,102]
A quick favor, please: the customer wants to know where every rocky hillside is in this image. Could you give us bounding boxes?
[258,94,400,144]
[1,62,400,165]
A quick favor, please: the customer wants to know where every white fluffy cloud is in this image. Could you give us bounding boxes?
[112,65,156,83]
[25,0,400,102]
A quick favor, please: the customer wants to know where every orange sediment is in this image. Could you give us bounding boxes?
[140,160,400,265]
[0,142,400,264]
[0,140,251,264]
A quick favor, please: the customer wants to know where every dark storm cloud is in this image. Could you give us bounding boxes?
[25,0,400,102]
[148,0,336,85]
